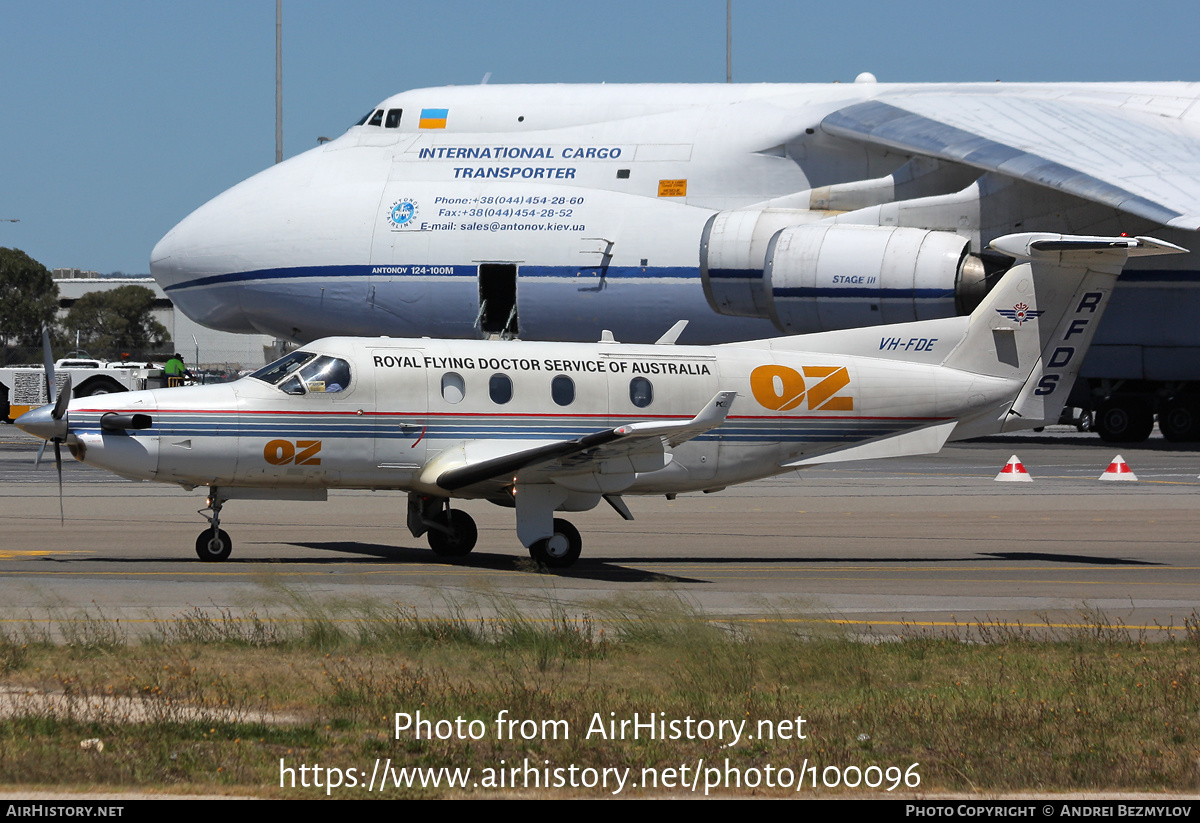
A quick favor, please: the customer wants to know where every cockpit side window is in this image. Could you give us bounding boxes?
[279,375,305,396]
[355,109,375,126]
[250,350,316,385]
[367,109,384,127]
[298,356,352,393]
[385,109,403,128]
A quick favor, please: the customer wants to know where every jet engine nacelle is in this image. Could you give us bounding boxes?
[701,216,988,333]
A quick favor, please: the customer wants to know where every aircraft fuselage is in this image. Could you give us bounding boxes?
[152,82,1200,346]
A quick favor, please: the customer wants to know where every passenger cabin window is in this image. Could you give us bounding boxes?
[551,375,575,406]
[441,372,466,404]
[367,109,384,127]
[489,373,513,404]
[385,108,403,128]
[629,377,653,408]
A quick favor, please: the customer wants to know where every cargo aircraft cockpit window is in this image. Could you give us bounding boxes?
[354,109,375,126]
[385,109,403,128]
[367,109,384,127]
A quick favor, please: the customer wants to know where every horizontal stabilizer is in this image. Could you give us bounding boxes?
[783,419,958,467]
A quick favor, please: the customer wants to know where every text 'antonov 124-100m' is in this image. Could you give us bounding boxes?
[23,234,1181,566]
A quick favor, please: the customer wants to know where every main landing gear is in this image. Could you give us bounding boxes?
[528,519,582,568]
[407,492,585,567]
[407,493,478,558]
[196,492,232,562]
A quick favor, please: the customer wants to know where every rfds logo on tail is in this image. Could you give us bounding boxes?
[996,302,1044,325]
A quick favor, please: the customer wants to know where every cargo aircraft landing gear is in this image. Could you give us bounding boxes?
[407,493,478,558]
[196,491,232,562]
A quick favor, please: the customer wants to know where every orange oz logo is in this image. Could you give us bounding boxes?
[264,439,322,466]
[750,365,853,412]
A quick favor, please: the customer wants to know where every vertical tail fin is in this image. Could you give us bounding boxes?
[944,233,1186,429]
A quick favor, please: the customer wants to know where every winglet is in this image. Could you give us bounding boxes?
[615,391,736,445]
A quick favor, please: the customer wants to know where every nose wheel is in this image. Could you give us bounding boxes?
[196,528,232,562]
[528,518,582,568]
[196,490,233,562]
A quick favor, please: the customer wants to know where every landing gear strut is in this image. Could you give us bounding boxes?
[407,493,478,558]
[196,490,232,562]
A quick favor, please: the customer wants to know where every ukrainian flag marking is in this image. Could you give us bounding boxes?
[419,108,448,129]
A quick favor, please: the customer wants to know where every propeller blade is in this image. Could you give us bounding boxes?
[41,328,56,404]
[35,441,47,468]
[53,374,72,421]
[53,440,64,526]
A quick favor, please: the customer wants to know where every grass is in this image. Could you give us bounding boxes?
[0,597,1196,797]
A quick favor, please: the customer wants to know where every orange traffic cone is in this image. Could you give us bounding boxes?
[1099,455,1137,481]
[995,455,1033,482]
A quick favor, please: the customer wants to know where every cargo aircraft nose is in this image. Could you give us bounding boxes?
[150,141,388,342]
[151,190,262,335]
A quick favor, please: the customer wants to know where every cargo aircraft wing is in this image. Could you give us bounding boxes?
[822,91,1200,230]
[424,391,737,493]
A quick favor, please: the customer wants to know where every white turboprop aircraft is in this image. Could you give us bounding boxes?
[22,234,1180,566]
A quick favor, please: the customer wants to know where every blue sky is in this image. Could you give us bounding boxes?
[3,0,1199,274]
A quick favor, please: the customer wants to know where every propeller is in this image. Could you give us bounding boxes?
[24,329,71,524]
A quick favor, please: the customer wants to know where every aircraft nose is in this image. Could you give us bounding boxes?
[151,211,261,335]
[150,146,335,337]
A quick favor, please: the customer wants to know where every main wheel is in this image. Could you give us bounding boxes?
[528,518,582,568]
[1094,399,1154,444]
[1159,401,1200,442]
[195,528,232,562]
[427,509,478,557]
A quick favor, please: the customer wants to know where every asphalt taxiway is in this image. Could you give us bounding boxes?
[1,426,1198,637]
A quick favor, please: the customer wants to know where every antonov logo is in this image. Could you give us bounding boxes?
[388,198,419,229]
[264,439,322,466]
[750,365,853,412]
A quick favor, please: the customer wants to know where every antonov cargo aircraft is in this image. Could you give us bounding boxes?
[27,233,1179,565]
[150,80,1200,442]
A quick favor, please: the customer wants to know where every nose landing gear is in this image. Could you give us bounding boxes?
[196,490,232,562]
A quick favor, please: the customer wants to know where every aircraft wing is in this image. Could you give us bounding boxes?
[427,391,737,493]
[821,91,1200,230]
